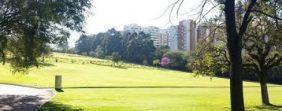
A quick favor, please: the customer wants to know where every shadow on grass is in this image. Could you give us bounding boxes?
[39,102,83,111]
[0,95,43,111]
[55,89,64,92]
[61,85,282,89]
[96,63,128,69]
[38,62,55,67]
[246,104,282,111]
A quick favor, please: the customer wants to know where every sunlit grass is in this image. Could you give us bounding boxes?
[0,52,281,111]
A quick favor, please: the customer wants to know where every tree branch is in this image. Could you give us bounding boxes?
[238,0,257,38]
[251,9,282,20]
[266,56,282,71]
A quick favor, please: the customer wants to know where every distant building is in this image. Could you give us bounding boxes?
[142,26,161,47]
[167,26,178,51]
[196,25,210,46]
[159,29,168,47]
[123,24,142,33]
[124,25,168,47]
[196,25,210,40]
[123,20,205,51]
[177,20,196,51]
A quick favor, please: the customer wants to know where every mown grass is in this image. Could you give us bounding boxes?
[0,53,281,111]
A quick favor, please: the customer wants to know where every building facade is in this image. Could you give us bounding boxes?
[123,20,204,51]
[142,26,161,47]
[167,26,178,51]
[124,25,169,48]
[123,24,142,33]
[177,20,196,51]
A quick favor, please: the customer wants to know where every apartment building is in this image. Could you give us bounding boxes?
[167,26,178,51]
[177,20,197,51]
[124,25,168,47]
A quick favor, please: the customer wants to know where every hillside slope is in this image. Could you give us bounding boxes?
[0,53,281,111]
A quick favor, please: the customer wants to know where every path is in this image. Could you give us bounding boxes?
[0,84,54,111]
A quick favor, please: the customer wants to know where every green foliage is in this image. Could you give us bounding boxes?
[94,46,105,58]
[75,34,95,54]
[189,27,229,76]
[125,32,155,64]
[190,12,282,80]
[111,52,121,64]
[0,0,91,72]
[165,51,189,71]
[75,29,156,65]
[153,59,160,67]
[242,13,282,82]
[154,46,170,60]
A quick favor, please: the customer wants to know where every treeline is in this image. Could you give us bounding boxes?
[76,28,155,64]
[75,28,190,71]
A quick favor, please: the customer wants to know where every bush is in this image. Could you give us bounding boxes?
[160,56,170,67]
[153,59,160,67]
[165,51,188,71]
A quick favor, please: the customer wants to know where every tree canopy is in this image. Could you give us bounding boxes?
[0,0,91,72]
[75,29,156,65]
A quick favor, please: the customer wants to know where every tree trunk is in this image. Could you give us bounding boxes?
[260,77,270,105]
[224,0,245,111]
[229,49,244,111]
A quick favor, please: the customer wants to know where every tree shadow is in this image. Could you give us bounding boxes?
[38,62,55,67]
[0,95,44,111]
[39,102,83,111]
[112,65,127,69]
[246,104,282,111]
[92,63,128,69]
[61,85,282,89]
[62,85,233,89]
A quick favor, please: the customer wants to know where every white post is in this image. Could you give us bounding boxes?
[55,75,62,90]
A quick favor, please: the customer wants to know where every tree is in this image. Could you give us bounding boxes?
[169,0,281,110]
[165,51,188,70]
[243,16,282,105]
[100,29,123,55]
[94,45,105,58]
[191,15,282,105]
[75,34,94,54]
[74,29,156,65]
[111,52,121,66]
[190,38,229,76]
[125,32,155,64]
[55,31,70,53]
[224,0,282,109]
[0,0,91,72]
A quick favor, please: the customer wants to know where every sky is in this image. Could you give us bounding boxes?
[69,0,216,47]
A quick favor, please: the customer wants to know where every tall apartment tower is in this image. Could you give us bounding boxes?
[159,29,168,47]
[177,20,196,51]
[167,26,178,51]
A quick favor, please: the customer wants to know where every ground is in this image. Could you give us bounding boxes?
[0,53,281,111]
[0,84,54,111]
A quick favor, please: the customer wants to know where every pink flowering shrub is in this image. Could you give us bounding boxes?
[161,56,170,67]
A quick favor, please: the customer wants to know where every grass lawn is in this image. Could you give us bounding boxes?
[0,53,281,111]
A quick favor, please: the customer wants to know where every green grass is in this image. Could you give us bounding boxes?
[0,53,282,111]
